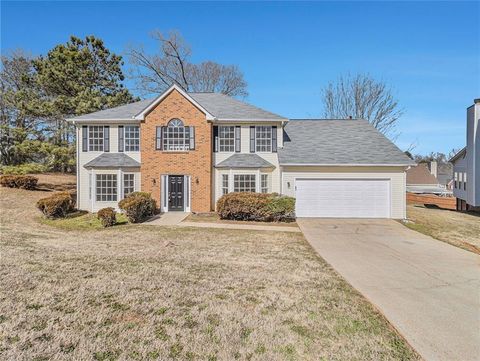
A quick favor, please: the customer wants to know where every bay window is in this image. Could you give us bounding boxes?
[234,174,256,193]
[96,174,117,202]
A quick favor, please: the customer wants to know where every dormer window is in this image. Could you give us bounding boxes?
[157,119,195,151]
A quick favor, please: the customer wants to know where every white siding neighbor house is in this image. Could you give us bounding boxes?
[450,99,480,211]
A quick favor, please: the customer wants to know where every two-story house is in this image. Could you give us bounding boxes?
[68,84,414,218]
[450,98,480,211]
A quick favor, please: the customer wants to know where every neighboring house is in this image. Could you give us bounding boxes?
[406,162,452,195]
[450,99,480,211]
[67,84,414,219]
[430,161,454,189]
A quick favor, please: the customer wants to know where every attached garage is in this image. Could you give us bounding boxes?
[295,178,390,218]
[278,119,415,220]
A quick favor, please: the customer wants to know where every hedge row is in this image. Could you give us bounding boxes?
[0,175,38,190]
[216,192,295,222]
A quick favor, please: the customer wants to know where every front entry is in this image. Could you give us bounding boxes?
[168,175,184,211]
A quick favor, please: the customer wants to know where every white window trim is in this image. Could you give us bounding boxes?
[88,125,104,152]
[218,125,235,153]
[124,125,140,152]
[233,173,257,193]
[255,126,272,153]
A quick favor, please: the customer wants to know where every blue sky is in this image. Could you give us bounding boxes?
[2,1,479,155]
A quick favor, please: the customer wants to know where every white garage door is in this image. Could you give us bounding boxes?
[295,179,391,218]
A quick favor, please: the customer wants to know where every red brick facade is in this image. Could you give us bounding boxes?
[140,89,212,212]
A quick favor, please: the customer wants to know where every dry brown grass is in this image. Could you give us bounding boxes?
[405,204,480,254]
[0,175,419,360]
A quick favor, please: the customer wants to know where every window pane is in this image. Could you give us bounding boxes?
[222,174,229,195]
[123,174,135,197]
[96,174,117,202]
[255,126,272,152]
[219,126,235,152]
[124,126,140,152]
[163,121,189,151]
[261,174,268,193]
[89,126,104,151]
[233,174,256,192]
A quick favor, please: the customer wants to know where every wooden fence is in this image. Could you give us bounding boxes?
[406,193,456,210]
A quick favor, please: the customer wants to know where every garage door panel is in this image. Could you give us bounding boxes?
[295,179,390,218]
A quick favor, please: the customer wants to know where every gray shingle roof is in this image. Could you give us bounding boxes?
[215,154,275,169]
[69,99,153,121]
[68,92,286,122]
[279,119,415,166]
[189,93,286,121]
[84,153,141,168]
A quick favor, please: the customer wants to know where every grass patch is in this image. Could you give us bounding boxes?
[39,211,128,230]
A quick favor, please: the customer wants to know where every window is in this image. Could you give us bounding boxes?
[163,119,189,151]
[124,126,140,151]
[89,126,104,151]
[454,172,458,188]
[255,126,272,152]
[464,173,467,191]
[261,174,268,193]
[234,174,256,192]
[96,174,117,202]
[222,174,229,195]
[123,174,134,197]
[219,126,235,152]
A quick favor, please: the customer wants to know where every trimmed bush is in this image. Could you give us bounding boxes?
[36,191,76,219]
[97,207,116,227]
[118,192,156,223]
[0,163,47,175]
[216,192,296,222]
[0,175,38,190]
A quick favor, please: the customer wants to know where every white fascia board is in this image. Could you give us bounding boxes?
[280,163,414,167]
[67,118,140,125]
[133,84,215,121]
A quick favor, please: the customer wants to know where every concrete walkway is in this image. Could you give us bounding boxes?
[180,221,301,232]
[144,212,300,232]
[298,218,480,361]
[144,212,189,226]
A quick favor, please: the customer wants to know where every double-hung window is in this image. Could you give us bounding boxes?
[163,119,189,151]
[234,174,256,193]
[219,126,235,152]
[89,126,104,151]
[261,174,268,193]
[222,174,229,195]
[123,174,135,197]
[255,126,272,152]
[96,174,117,202]
[124,126,140,151]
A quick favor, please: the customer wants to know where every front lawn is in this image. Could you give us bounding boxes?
[404,204,480,254]
[0,178,419,360]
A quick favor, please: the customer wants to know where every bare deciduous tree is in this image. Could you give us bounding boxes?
[127,30,248,97]
[322,73,403,137]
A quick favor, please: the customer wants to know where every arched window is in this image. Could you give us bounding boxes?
[168,118,184,127]
[162,118,191,151]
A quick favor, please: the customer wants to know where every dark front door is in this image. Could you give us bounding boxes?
[168,175,184,211]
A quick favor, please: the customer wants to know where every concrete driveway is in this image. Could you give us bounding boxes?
[298,218,480,361]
